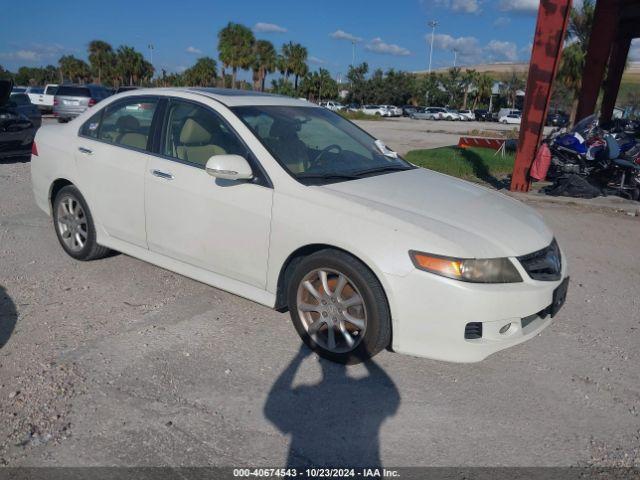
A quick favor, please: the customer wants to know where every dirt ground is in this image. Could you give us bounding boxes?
[0,124,639,467]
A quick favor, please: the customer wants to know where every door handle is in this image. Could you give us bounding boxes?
[78,147,93,155]
[151,169,174,180]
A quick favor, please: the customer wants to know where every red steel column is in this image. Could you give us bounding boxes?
[575,0,620,122]
[600,35,632,122]
[510,0,572,192]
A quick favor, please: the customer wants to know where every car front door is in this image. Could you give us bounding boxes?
[144,98,273,289]
[75,96,161,248]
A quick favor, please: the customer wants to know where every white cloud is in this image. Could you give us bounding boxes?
[486,40,518,61]
[329,30,363,43]
[0,43,67,62]
[309,56,326,65]
[630,39,640,62]
[185,46,202,54]
[431,34,482,63]
[423,0,481,13]
[493,16,511,27]
[498,0,538,14]
[176,65,187,73]
[366,38,411,56]
[253,22,287,33]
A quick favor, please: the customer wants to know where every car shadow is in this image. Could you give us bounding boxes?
[458,148,510,189]
[0,154,31,164]
[0,286,17,349]
[264,345,400,468]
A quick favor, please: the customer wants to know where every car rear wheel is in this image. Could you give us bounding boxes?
[53,185,110,261]
[287,249,391,364]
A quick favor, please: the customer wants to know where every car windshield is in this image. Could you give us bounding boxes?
[232,105,414,185]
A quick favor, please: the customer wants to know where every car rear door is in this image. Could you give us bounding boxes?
[144,98,273,289]
[75,96,162,248]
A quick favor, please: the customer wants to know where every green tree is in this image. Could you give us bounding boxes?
[58,55,91,84]
[217,22,255,89]
[270,77,296,97]
[299,68,338,101]
[556,0,595,121]
[278,42,308,91]
[442,67,462,106]
[500,70,524,108]
[114,46,153,86]
[346,62,369,105]
[460,69,478,109]
[251,40,277,92]
[472,73,494,109]
[183,57,218,86]
[88,40,114,84]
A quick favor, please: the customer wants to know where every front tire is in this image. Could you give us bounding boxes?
[53,185,110,261]
[287,249,391,364]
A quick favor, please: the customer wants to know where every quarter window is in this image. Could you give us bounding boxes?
[98,98,158,151]
[163,100,246,167]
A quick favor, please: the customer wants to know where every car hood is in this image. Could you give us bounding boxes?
[0,79,12,106]
[320,168,553,258]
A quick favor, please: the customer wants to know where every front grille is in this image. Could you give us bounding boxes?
[464,322,483,339]
[517,239,562,281]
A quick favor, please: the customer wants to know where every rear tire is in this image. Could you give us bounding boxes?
[52,185,111,261]
[287,249,391,364]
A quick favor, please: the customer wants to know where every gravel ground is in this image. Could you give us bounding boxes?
[0,123,639,467]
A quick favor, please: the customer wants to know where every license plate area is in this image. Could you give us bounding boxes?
[551,277,569,317]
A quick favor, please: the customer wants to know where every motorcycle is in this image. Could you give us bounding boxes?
[588,134,640,201]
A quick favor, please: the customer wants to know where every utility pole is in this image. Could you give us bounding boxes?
[148,44,155,81]
[351,40,356,67]
[453,48,458,68]
[428,20,438,73]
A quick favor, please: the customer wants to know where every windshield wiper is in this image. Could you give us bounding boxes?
[350,165,413,177]
[297,172,360,180]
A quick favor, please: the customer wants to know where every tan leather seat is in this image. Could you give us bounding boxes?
[115,115,147,150]
[176,118,226,166]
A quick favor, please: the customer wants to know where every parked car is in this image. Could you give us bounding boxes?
[498,108,521,121]
[9,92,42,129]
[401,105,417,117]
[473,109,491,122]
[53,84,111,123]
[346,103,361,112]
[361,104,385,116]
[320,101,345,112]
[379,105,402,117]
[11,86,27,93]
[410,107,443,120]
[458,109,475,121]
[500,113,522,124]
[547,111,569,127]
[25,84,58,112]
[443,108,464,121]
[31,87,568,364]
[0,80,36,159]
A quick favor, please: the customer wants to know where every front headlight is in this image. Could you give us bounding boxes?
[409,251,523,283]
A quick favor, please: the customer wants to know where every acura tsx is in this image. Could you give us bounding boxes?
[31,88,569,364]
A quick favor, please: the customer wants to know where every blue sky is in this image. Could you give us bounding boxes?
[1,0,550,79]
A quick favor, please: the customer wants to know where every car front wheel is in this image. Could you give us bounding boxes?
[53,185,111,261]
[287,249,391,364]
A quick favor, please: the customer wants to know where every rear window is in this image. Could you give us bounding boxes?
[45,86,58,95]
[56,86,91,97]
[28,87,44,94]
[10,94,31,105]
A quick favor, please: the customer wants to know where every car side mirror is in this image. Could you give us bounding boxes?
[205,154,253,181]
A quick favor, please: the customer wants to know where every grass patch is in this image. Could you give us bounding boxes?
[405,146,515,188]
[338,110,384,121]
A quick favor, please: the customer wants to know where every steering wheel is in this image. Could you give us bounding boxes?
[309,144,342,170]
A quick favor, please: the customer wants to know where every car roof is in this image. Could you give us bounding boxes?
[146,87,312,107]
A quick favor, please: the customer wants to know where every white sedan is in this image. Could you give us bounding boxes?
[500,113,522,124]
[31,88,569,364]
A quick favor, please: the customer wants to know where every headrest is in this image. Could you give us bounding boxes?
[269,118,300,139]
[180,118,211,144]
[116,115,140,132]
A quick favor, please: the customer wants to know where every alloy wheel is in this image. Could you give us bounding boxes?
[296,268,367,353]
[56,195,88,252]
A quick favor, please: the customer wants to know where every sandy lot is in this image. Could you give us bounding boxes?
[0,118,639,468]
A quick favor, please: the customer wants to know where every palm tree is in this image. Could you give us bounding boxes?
[217,22,255,89]
[460,69,478,109]
[501,70,524,108]
[251,40,276,92]
[473,73,494,109]
[278,42,308,90]
[58,55,90,84]
[87,40,114,84]
[556,0,595,122]
[183,57,218,86]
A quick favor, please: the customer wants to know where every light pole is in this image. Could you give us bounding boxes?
[427,20,438,73]
[453,48,458,68]
[148,44,155,81]
[351,40,356,67]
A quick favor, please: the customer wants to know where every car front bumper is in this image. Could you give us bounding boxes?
[383,260,569,363]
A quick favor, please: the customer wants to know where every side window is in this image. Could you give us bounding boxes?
[163,100,247,167]
[98,98,158,151]
[79,111,103,139]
